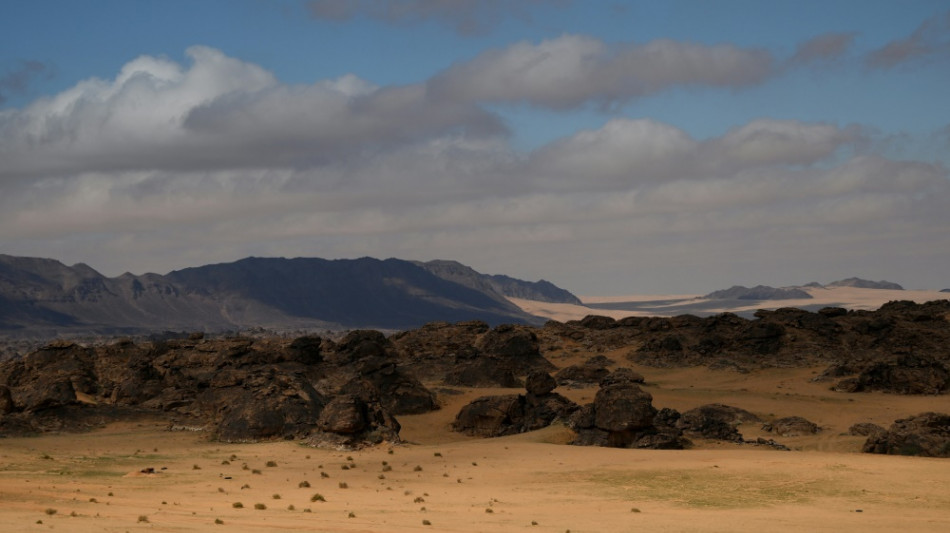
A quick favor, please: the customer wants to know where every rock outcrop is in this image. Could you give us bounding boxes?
[762,416,820,437]
[0,335,428,448]
[452,371,578,437]
[541,300,950,391]
[832,356,949,395]
[676,404,761,442]
[569,372,688,449]
[554,356,618,386]
[862,412,950,457]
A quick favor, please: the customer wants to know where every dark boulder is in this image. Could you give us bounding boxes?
[736,321,785,354]
[452,372,578,437]
[453,395,525,437]
[555,364,609,385]
[318,395,370,434]
[333,330,393,363]
[522,393,578,431]
[211,371,327,442]
[592,382,657,433]
[309,394,401,449]
[862,412,950,457]
[598,367,645,386]
[0,385,14,414]
[569,384,687,449]
[677,404,761,442]
[763,416,820,436]
[577,315,617,330]
[554,356,619,386]
[474,325,555,374]
[525,370,557,396]
[444,359,521,388]
[346,356,437,415]
[851,356,949,395]
[286,335,324,364]
[849,422,885,437]
[644,408,692,449]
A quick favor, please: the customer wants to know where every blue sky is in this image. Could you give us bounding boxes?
[1,1,948,294]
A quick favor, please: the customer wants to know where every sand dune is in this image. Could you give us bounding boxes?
[512,287,950,323]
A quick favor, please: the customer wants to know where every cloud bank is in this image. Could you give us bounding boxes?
[1,44,947,293]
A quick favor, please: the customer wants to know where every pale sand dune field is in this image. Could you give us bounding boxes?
[512,287,950,322]
[3,360,949,532]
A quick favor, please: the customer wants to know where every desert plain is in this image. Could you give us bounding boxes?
[2,287,950,532]
[2,358,949,531]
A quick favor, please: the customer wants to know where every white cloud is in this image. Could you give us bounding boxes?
[0,46,501,181]
[427,35,775,109]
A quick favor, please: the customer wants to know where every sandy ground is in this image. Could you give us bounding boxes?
[3,356,950,532]
[512,287,950,322]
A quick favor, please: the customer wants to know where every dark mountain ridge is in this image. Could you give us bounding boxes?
[0,254,579,336]
[414,259,582,305]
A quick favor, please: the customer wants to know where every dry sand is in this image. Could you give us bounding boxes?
[512,287,950,322]
[3,358,950,532]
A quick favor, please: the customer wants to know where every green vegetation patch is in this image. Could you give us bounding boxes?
[584,468,859,509]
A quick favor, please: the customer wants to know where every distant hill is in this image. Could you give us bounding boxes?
[0,255,572,336]
[705,285,812,301]
[703,278,906,301]
[826,278,904,290]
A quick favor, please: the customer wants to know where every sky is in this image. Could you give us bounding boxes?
[1,0,949,295]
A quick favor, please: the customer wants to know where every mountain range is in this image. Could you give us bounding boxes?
[0,254,580,336]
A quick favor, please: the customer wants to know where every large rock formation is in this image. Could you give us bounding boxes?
[762,416,820,437]
[0,334,431,448]
[554,356,618,386]
[542,300,950,387]
[452,371,578,437]
[676,404,761,442]
[862,412,950,457]
[443,324,555,387]
[569,373,688,449]
[832,355,949,395]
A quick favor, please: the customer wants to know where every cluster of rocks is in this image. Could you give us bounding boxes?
[825,355,950,395]
[567,370,688,449]
[861,412,950,457]
[0,322,562,448]
[392,322,554,387]
[543,300,950,395]
[4,299,950,457]
[0,332,425,447]
[453,369,820,451]
[452,371,578,437]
